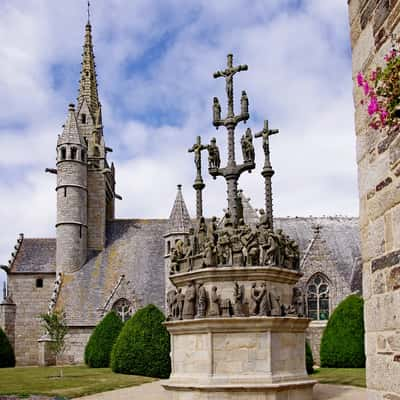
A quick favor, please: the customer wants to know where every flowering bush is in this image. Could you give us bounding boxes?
[357,47,400,130]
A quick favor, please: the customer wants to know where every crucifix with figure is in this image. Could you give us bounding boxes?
[255,119,279,230]
[188,136,207,219]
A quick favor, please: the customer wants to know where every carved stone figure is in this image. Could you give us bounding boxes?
[207,138,221,168]
[196,282,208,318]
[176,288,185,320]
[183,281,196,319]
[183,235,194,271]
[221,298,231,317]
[269,289,282,316]
[275,229,286,266]
[197,217,207,251]
[265,231,280,266]
[202,237,217,267]
[217,230,232,265]
[285,304,297,316]
[213,97,221,123]
[292,287,305,317]
[241,226,259,266]
[249,282,259,316]
[208,216,219,245]
[240,90,249,116]
[241,127,255,163]
[286,239,300,270]
[208,286,221,317]
[188,136,207,175]
[167,289,177,320]
[258,282,270,316]
[233,281,245,316]
[258,208,270,229]
[170,248,180,274]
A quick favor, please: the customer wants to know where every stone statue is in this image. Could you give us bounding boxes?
[241,127,255,163]
[213,97,221,123]
[258,208,270,229]
[208,286,221,317]
[241,226,259,266]
[249,282,259,316]
[240,90,249,116]
[188,136,207,176]
[217,230,232,265]
[170,248,180,274]
[275,229,286,266]
[183,235,194,271]
[167,289,177,320]
[202,237,217,267]
[265,231,280,266]
[207,137,221,168]
[286,239,300,270]
[208,216,219,245]
[258,282,270,316]
[183,281,196,319]
[196,282,208,318]
[284,304,297,316]
[233,281,245,316]
[197,217,207,251]
[292,287,305,317]
[269,289,282,316]
[176,288,185,320]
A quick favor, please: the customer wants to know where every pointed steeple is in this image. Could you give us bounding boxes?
[77,22,100,118]
[58,104,86,146]
[168,185,192,233]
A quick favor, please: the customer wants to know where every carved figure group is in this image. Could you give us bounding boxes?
[207,138,221,169]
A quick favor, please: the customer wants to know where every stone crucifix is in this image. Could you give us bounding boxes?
[188,136,207,219]
[210,54,255,226]
[255,119,279,231]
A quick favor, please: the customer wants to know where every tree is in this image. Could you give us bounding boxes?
[84,311,124,368]
[0,327,15,368]
[40,309,68,377]
[111,304,171,378]
[320,295,365,368]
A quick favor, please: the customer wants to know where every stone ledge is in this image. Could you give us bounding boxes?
[165,316,311,334]
[170,266,302,286]
[371,250,400,272]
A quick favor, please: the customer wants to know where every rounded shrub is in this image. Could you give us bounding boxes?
[111,304,170,378]
[0,327,15,368]
[306,341,314,374]
[320,294,365,368]
[84,311,124,368]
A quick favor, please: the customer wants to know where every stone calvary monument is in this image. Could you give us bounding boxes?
[163,54,316,400]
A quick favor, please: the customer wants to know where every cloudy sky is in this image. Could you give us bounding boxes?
[0,0,358,286]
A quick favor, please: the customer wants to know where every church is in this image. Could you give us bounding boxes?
[0,20,361,366]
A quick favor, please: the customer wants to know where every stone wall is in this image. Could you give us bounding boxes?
[8,273,55,365]
[59,326,93,364]
[306,321,327,366]
[348,0,400,396]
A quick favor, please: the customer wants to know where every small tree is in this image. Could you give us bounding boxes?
[40,309,68,377]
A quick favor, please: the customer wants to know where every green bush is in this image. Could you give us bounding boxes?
[84,311,124,368]
[111,304,170,378]
[320,295,365,368]
[0,327,15,368]
[306,341,314,374]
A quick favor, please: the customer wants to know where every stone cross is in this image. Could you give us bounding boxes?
[188,136,207,219]
[209,54,254,225]
[255,120,279,231]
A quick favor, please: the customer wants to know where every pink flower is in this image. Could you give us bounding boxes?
[371,70,377,81]
[380,109,389,124]
[363,81,370,95]
[357,72,364,86]
[368,96,378,115]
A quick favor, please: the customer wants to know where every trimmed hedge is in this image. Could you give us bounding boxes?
[320,294,365,368]
[84,311,124,368]
[306,341,314,374]
[111,304,170,378]
[0,327,15,368]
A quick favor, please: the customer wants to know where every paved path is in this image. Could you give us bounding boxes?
[75,381,372,400]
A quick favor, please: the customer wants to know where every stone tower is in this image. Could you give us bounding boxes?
[56,104,88,274]
[56,21,116,273]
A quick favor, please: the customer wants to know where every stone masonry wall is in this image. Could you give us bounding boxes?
[8,274,55,365]
[0,302,16,348]
[348,0,400,396]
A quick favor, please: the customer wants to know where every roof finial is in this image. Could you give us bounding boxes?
[87,0,91,24]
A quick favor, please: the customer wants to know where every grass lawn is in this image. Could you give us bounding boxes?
[0,365,154,398]
[313,368,366,388]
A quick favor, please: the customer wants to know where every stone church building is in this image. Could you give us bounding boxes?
[0,21,361,366]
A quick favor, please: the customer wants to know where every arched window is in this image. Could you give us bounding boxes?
[306,273,330,320]
[71,147,77,160]
[60,147,66,160]
[81,149,86,162]
[112,298,133,322]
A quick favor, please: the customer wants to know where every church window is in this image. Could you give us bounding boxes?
[60,147,66,160]
[112,298,133,322]
[306,273,330,321]
[81,113,87,124]
[71,147,77,160]
[81,149,86,162]
[36,278,43,288]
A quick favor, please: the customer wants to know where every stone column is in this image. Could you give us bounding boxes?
[262,165,275,231]
[38,335,56,366]
[0,300,16,349]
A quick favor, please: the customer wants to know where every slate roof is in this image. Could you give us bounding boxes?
[167,185,192,234]
[9,238,56,274]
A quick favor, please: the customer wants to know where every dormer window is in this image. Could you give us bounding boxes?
[71,147,77,160]
[81,114,86,124]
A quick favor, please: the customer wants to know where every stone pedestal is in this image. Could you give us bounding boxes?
[163,266,316,399]
[38,335,56,366]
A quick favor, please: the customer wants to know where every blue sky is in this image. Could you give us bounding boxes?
[0,1,358,288]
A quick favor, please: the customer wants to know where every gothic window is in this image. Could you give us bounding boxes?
[71,147,77,160]
[112,298,133,322]
[306,274,330,321]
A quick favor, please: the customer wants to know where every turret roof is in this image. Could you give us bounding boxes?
[167,185,192,233]
[57,104,86,147]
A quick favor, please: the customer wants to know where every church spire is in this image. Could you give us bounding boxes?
[77,20,100,118]
[168,185,193,233]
